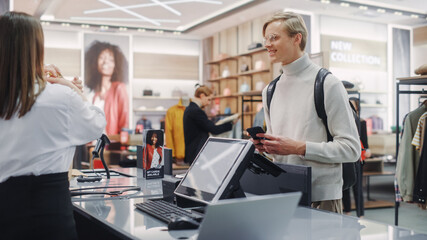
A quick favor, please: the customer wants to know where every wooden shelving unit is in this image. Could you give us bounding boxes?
[206,47,272,134]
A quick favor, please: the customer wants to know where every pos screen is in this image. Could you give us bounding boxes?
[174,137,253,205]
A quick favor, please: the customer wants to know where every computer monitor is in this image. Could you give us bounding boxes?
[174,137,254,205]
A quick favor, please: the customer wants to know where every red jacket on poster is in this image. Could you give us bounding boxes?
[102,81,129,135]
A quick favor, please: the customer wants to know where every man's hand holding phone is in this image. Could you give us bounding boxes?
[247,127,268,153]
[247,126,306,156]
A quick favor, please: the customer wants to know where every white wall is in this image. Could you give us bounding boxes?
[44,30,82,49]
[319,15,390,131]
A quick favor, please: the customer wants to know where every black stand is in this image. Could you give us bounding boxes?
[92,134,111,179]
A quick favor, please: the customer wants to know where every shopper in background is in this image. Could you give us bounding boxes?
[85,40,129,135]
[0,12,106,239]
[251,11,360,213]
[343,98,371,217]
[183,85,234,164]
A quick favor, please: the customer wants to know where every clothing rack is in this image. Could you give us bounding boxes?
[240,91,263,138]
[395,75,427,226]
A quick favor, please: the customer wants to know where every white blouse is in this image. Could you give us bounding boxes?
[0,83,106,183]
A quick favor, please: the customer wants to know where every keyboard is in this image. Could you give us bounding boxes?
[135,199,204,223]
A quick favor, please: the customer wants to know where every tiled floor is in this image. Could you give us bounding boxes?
[346,163,427,235]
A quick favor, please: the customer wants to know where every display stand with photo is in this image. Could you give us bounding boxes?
[142,129,164,179]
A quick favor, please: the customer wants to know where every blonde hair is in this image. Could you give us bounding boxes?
[263,11,308,51]
[0,12,46,120]
[194,85,212,98]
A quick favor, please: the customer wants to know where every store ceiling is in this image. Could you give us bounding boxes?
[12,0,427,37]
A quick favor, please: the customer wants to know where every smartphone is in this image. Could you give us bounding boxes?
[246,126,265,140]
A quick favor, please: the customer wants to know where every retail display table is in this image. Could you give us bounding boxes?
[71,168,427,240]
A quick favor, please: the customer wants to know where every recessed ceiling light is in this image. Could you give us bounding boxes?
[173,31,181,35]
[377,8,386,13]
[137,28,146,32]
[81,24,90,28]
[394,11,402,16]
[155,30,164,34]
[61,23,70,27]
[340,2,349,7]
[411,14,419,18]
[100,25,109,30]
[119,27,127,31]
[359,6,368,10]
[320,0,330,4]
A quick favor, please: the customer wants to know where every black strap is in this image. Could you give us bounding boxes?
[314,68,332,141]
[266,75,281,114]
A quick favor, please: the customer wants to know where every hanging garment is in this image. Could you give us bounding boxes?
[253,107,265,128]
[412,112,427,153]
[136,118,152,130]
[396,105,427,201]
[165,99,186,160]
[413,121,427,205]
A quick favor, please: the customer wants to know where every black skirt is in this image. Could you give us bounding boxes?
[0,172,78,240]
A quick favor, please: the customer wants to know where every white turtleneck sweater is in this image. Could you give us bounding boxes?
[262,53,361,201]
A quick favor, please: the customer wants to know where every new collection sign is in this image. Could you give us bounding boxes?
[321,35,387,71]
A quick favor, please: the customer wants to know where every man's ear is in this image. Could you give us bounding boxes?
[294,33,302,46]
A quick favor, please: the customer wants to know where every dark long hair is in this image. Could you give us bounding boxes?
[0,12,46,120]
[84,40,128,92]
[146,130,164,148]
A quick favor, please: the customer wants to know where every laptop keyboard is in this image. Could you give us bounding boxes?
[135,199,204,223]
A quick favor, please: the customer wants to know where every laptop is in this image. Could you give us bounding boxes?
[196,192,302,240]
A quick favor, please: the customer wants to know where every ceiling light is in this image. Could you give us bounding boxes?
[321,0,330,4]
[81,24,90,28]
[394,11,402,16]
[40,15,55,21]
[340,2,349,7]
[151,0,182,16]
[173,31,181,35]
[359,5,368,10]
[137,28,146,32]
[41,22,50,26]
[411,14,419,18]
[377,8,386,13]
[119,27,128,31]
[98,0,161,26]
[61,23,70,27]
[100,25,109,30]
[155,30,164,34]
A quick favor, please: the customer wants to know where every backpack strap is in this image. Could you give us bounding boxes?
[314,68,332,142]
[266,75,281,115]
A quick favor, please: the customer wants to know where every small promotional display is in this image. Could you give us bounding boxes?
[142,129,164,179]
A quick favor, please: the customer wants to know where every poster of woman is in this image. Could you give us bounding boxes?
[84,34,130,135]
[143,129,164,179]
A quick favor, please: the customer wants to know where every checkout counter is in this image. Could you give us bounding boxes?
[71,168,427,240]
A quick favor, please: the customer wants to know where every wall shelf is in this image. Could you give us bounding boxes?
[206,46,271,134]
[207,76,239,82]
[133,96,180,100]
[133,109,167,113]
[238,68,269,76]
[238,47,267,57]
[360,104,388,108]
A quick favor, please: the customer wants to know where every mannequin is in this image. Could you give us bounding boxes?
[181,96,190,107]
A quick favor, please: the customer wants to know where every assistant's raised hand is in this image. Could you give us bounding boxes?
[44,64,87,101]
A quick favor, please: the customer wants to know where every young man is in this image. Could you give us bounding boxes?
[252,12,361,213]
